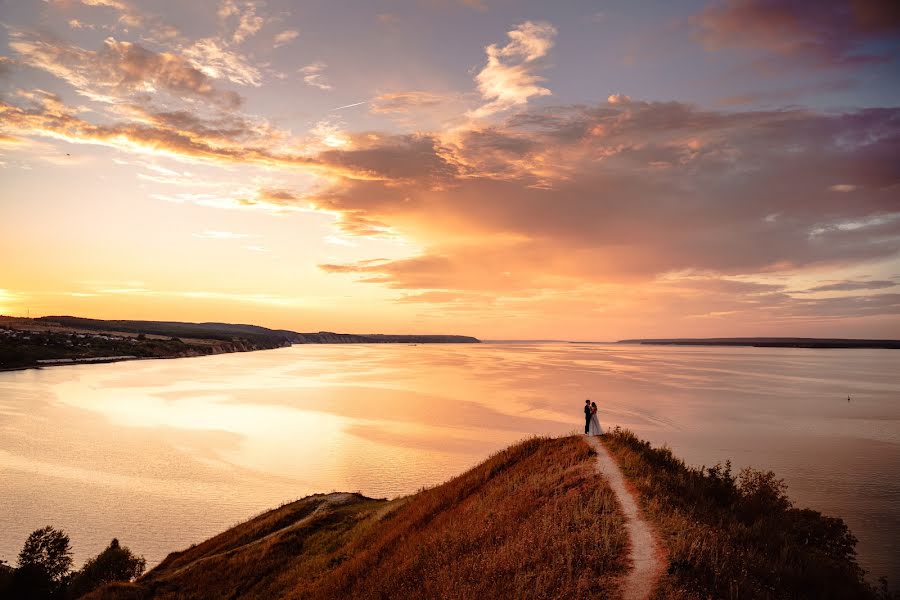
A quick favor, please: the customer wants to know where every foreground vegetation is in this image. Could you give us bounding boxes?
[85,436,627,599]
[0,528,145,599]
[6,432,891,599]
[601,427,897,599]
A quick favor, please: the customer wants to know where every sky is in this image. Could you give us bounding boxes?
[0,0,899,340]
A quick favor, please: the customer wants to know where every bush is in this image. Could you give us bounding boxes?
[69,539,146,598]
[601,427,882,599]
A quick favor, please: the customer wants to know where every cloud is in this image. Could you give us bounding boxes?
[800,280,897,293]
[5,81,898,329]
[218,0,266,44]
[299,62,333,91]
[182,39,262,87]
[307,99,900,332]
[49,0,182,41]
[0,93,373,180]
[370,91,449,114]
[10,31,243,108]
[273,29,299,48]
[0,56,13,77]
[694,0,900,69]
[717,78,855,106]
[469,21,557,118]
[67,19,95,30]
[61,0,145,28]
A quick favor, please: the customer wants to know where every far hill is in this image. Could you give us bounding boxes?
[617,337,900,349]
[76,432,886,600]
[34,316,480,345]
[0,316,479,370]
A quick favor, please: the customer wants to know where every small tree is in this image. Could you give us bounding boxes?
[14,526,73,598]
[68,538,146,598]
[18,526,73,585]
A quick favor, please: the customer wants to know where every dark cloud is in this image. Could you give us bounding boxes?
[309,100,900,330]
[317,134,457,182]
[694,0,900,68]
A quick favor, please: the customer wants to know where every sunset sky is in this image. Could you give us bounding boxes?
[1,0,898,339]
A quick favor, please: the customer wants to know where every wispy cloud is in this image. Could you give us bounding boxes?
[218,0,266,44]
[56,0,146,28]
[799,280,897,293]
[299,62,333,91]
[273,29,299,48]
[182,38,262,87]
[469,21,557,118]
[9,31,243,108]
[370,91,450,114]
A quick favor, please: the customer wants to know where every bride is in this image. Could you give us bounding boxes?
[589,401,603,436]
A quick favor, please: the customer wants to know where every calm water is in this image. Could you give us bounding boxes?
[2,343,898,581]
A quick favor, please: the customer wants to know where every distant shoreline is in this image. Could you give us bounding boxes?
[614,337,900,349]
[0,315,481,371]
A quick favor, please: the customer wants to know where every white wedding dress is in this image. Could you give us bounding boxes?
[589,411,602,435]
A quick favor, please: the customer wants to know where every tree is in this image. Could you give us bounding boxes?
[68,538,146,598]
[18,526,73,585]
[13,526,73,598]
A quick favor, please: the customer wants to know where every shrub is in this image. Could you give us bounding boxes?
[69,539,146,598]
[601,427,884,599]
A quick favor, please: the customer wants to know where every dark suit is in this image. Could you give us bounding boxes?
[584,404,592,434]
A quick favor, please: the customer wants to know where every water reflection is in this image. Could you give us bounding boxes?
[1,343,897,582]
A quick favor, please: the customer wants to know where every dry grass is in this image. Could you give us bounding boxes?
[85,435,627,599]
[601,427,892,600]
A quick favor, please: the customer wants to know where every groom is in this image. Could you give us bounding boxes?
[583,399,591,434]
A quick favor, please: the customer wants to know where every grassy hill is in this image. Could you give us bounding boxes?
[77,433,890,600]
[86,436,626,599]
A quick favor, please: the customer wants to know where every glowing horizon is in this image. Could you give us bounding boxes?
[1,0,899,339]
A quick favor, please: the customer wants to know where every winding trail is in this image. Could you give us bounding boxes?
[586,435,665,600]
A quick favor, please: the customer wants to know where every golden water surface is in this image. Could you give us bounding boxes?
[2,343,898,581]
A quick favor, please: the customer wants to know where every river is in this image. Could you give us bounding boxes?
[1,342,897,581]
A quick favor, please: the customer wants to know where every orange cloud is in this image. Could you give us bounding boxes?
[10,31,243,108]
[370,91,450,114]
[469,21,556,118]
[305,99,899,332]
[0,92,422,182]
[299,62,332,91]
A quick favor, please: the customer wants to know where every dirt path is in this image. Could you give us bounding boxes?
[586,435,665,600]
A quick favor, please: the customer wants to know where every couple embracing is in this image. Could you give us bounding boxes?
[583,399,603,436]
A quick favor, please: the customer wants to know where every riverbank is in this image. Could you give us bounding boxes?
[0,317,289,371]
[0,315,480,370]
[46,432,888,599]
